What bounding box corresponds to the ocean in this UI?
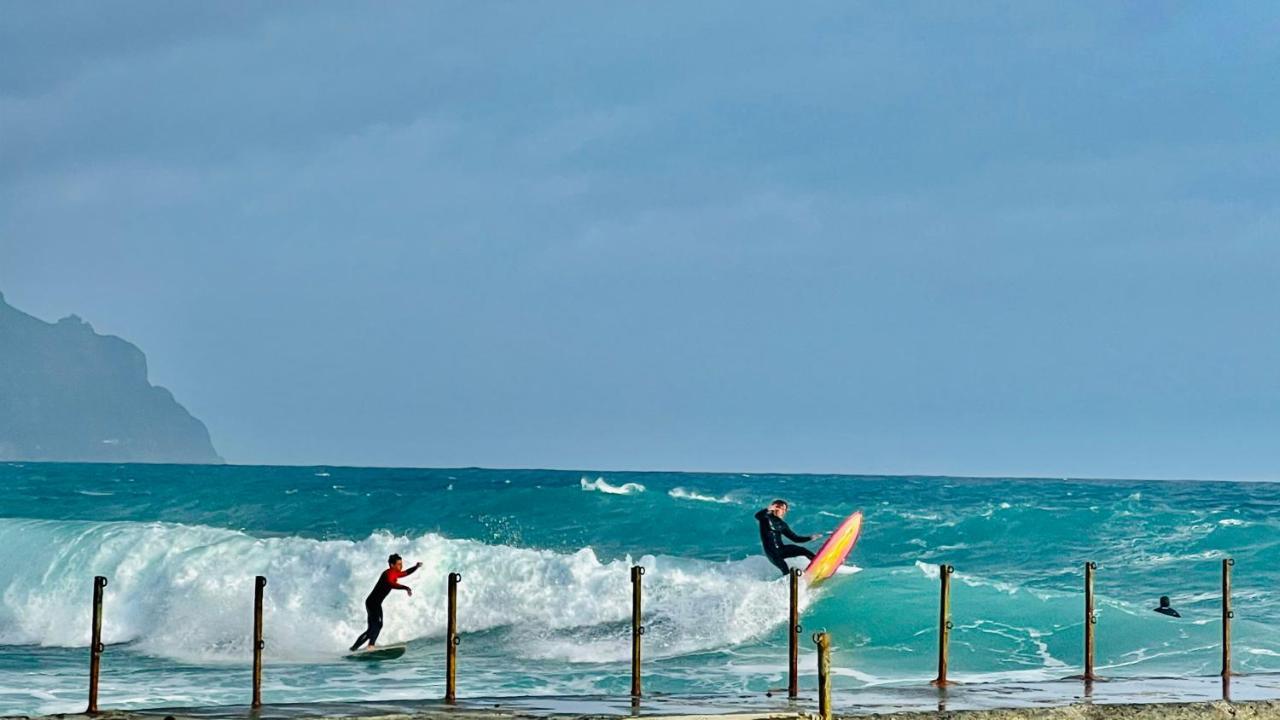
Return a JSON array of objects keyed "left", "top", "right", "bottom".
[{"left": 2, "top": 463, "right": 1278, "bottom": 715}]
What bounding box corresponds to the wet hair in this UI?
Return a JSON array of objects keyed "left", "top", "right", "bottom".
[
  {"left": 770, "top": 499, "right": 789, "bottom": 508},
  {"left": 388, "top": 554, "right": 402, "bottom": 565}
]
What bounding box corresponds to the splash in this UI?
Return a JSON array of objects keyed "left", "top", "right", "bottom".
[
  {"left": 668, "top": 487, "right": 735, "bottom": 504},
  {"left": 579, "top": 477, "right": 646, "bottom": 495}
]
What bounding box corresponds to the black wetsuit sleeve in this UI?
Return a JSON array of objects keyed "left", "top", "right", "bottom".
[{"left": 401, "top": 565, "right": 419, "bottom": 577}]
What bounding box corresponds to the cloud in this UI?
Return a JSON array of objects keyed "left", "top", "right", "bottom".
[{"left": 2, "top": 2, "right": 1279, "bottom": 477}]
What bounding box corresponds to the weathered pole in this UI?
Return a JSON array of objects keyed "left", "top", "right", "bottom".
[
  {"left": 252, "top": 575, "right": 266, "bottom": 708},
  {"left": 87, "top": 576, "right": 107, "bottom": 714},
  {"left": 1083, "top": 561, "right": 1097, "bottom": 682},
  {"left": 813, "top": 631, "right": 831, "bottom": 720},
  {"left": 446, "top": 572, "right": 461, "bottom": 704},
  {"left": 931, "top": 564, "right": 954, "bottom": 687},
  {"left": 788, "top": 568, "right": 802, "bottom": 699},
  {"left": 1221, "top": 558, "right": 1234, "bottom": 678},
  {"left": 631, "top": 565, "right": 645, "bottom": 699}
]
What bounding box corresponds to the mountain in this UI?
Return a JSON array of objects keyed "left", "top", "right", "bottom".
[{"left": 0, "top": 292, "right": 222, "bottom": 464}]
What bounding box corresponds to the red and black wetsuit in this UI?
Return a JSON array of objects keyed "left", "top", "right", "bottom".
[{"left": 350, "top": 565, "right": 417, "bottom": 650}]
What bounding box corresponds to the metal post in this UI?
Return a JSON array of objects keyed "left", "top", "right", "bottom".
[
  {"left": 631, "top": 565, "right": 645, "bottom": 698},
  {"left": 931, "top": 564, "right": 953, "bottom": 687},
  {"left": 812, "top": 631, "right": 831, "bottom": 720},
  {"left": 252, "top": 575, "right": 266, "bottom": 708},
  {"left": 1083, "top": 561, "right": 1097, "bottom": 682},
  {"left": 446, "top": 572, "right": 461, "bottom": 704},
  {"left": 788, "top": 568, "right": 801, "bottom": 699},
  {"left": 87, "top": 576, "right": 107, "bottom": 714},
  {"left": 1222, "top": 558, "right": 1234, "bottom": 678}
]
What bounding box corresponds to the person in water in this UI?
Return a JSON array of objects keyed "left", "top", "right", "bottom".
[
  {"left": 756, "top": 499, "right": 823, "bottom": 575},
  {"left": 350, "top": 553, "right": 422, "bottom": 651}
]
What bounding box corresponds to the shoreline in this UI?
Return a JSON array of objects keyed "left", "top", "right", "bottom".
[
  {"left": 11, "top": 701, "right": 1280, "bottom": 720},
  {"left": 10, "top": 674, "right": 1280, "bottom": 720}
]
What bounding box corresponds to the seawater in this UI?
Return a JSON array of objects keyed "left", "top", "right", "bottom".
[{"left": 2, "top": 463, "right": 1279, "bottom": 715}]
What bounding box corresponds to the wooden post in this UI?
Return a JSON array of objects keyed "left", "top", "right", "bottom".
[
  {"left": 931, "top": 564, "right": 953, "bottom": 687},
  {"left": 788, "top": 568, "right": 801, "bottom": 699},
  {"left": 631, "top": 565, "right": 644, "bottom": 698},
  {"left": 1221, "top": 558, "right": 1234, "bottom": 678},
  {"left": 1083, "top": 561, "right": 1097, "bottom": 682},
  {"left": 252, "top": 575, "right": 266, "bottom": 708},
  {"left": 87, "top": 576, "right": 107, "bottom": 714},
  {"left": 446, "top": 572, "right": 461, "bottom": 703},
  {"left": 812, "top": 631, "right": 831, "bottom": 720}
]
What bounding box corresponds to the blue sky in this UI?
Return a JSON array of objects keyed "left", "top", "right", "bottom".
[{"left": 2, "top": 2, "right": 1278, "bottom": 478}]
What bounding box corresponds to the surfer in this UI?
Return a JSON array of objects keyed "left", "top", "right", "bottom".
[
  {"left": 755, "top": 499, "right": 823, "bottom": 576},
  {"left": 350, "top": 553, "right": 421, "bottom": 652}
]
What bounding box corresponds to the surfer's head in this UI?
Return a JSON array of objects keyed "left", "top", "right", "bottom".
[
  {"left": 769, "top": 499, "right": 789, "bottom": 517},
  {"left": 1154, "top": 595, "right": 1181, "bottom": 618},
  {"left": 388, "top": 553, "right": 403, "bottom": 569}
]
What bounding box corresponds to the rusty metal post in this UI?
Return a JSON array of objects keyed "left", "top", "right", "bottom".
[
  {"left": 812, "top": 631, "right": 831, "bottom": 720},
  {"left": 788, "top": 568, "right": 802, "bottom": 699},
  {"left": 1083, "top": 561, "right": 1097, "bottom": 682},
  {"left": 252, "top": 575, "right": 266, "bottom": 708},
  {"left": 1221, "top": 558, "right": 1234, "bottom": 678},
  {"left": 631, "top": 565, "right": 645, "bottom": 698},
  {"left": 931, "top": 564, "right": 953, "bottom": 687},
  {"left": 87, "top": 576, "right": 107, "bottom": 714},
  {"left": 446, "top": 572, "right": 461, "bottom": 703}
]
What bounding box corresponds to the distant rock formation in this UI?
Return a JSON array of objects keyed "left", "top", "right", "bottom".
[{"left": 0, "top": 292, "right": 222, "bottom": 464}]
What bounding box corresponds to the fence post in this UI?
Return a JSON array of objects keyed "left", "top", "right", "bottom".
[
  {"left": 1221, "top": 558, "right": 1234, "bottom": 678},
  {"left": 788, "top": 568, "right": 802, "bottom": 699},
  {"left": 252, "top": 575, "right": 266, "bottom": 708},
  {"left": 446, "top": 572, "right": 461, "bottom": 704},
  {"left": 812, "top": 631, "right": 831, "bottom": 720},
  {"left": 1083, "top": 561, "right": 1097, "bottom": 682},
  {"left": 631, "top": 565, "right": 645, "bottom": 699},
  {"left": 87, "top": 576, "right": 107, "bottom": 714},
  {"left": 931, "top": 564, "right": 953, "bottom": 687}
]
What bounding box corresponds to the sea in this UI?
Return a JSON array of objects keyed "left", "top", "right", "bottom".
[{"left": 2, "top": 463, "right": 1279, "bottom": 716}]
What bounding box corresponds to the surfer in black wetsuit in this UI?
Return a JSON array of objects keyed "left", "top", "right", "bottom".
[
  {"left": 756, "top": 499, "right": 822, "bottom": 576},
  {"left": 350, "top": 553, "right": 422, "bottom": 651}
]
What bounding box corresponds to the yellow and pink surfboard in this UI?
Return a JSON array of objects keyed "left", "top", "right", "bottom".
[{"left": 803, "top": 510, "right": 863, "bottom": 584}]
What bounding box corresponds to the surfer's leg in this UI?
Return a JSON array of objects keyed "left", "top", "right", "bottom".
[
  {"left": 366, "top": 606, "right": 384, "bottom": 646},
  {"left": 780, "top": 545, "right": 815, "bottom": 561},
  {"left": 765, "top": 550, "right": 791, "bottom": 575},
  {"left": 350, "top": 629, "right": 370, "bottom": 652}
]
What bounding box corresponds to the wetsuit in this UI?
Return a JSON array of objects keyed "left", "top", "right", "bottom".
[
  {"left": 756, "top": 509, "right": 815, "bottom": 575},
  {"left": 350, "top": 565, "right": 417, "bottom": 650}
]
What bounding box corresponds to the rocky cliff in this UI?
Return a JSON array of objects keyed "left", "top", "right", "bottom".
[{"left": 0, "top": 292, "right": 222, "bottom": 464}]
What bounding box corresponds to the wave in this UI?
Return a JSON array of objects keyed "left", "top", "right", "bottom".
[
  {"left": 668, "top": 487, "right": 735, "bottom": 504},
  {"left": 0, "top": 518, "right": 799, "bottom": 665},
  {"left": 579, "top": 477, "right": 645, "bottom": 495}
]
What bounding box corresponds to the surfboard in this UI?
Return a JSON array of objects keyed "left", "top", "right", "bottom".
[
  {"left": 804, "top": 510, "right": 863, "bottom": 584},
  {"left": 345, "top": 643, "right": 406, "bottom": 661}
]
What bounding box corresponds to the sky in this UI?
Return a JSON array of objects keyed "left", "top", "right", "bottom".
[{"left": 2, "top": 2, "right": 1278, "bottom": 479}]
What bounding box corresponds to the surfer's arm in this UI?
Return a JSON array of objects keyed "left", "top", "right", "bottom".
[
  {"left": 401, "top": 563, "right": 422, "bottom": 577},
  {"left": 779, "top": 521, "right": 807, "bottom": 543}
]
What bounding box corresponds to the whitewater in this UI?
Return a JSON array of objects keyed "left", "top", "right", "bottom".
[{"left": 2, "top": 463, "right": 1279, "bottom": 715}]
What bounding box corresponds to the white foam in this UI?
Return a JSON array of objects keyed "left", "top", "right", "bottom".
[
  {"left": 579, "top": 477, "right": 645, "bottom": 495},
  {"left": 668, "top": 487, "right": 734, "bottom": 504},
  {"left": 0, "top": 518, "right": 796, "bottom": 666}
]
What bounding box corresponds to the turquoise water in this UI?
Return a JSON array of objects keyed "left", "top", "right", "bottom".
[{"left": 2, "top": 463, "right": 1279, "bottom": 715}]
